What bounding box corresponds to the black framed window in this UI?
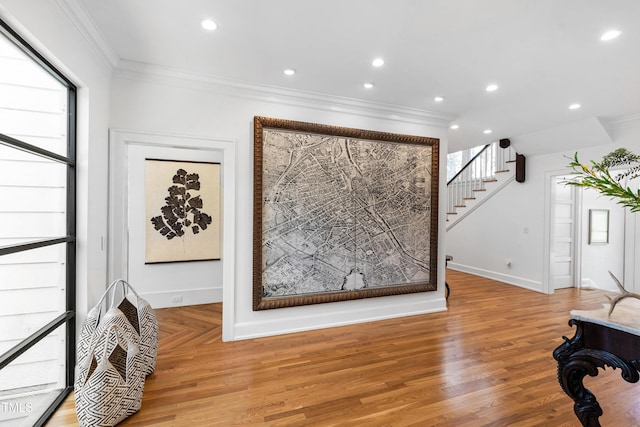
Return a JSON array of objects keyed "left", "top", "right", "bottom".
[{"left": 0, "top": 19, "right": 76, "bottom": 427}]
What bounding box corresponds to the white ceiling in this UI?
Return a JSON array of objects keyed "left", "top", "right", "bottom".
[{"left": 77, "top": 0, "right": 640, "bottom": 153}]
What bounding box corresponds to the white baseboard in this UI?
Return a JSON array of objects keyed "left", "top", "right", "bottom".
[
  {"left": 140, "top": 287, "right": 223, "bottom": 309},
  {"left": 581, "top": 277, "right": 621, "bottom": 292},
  {"left": 233, "top": 296, "right": 447, "bottom": 340},
  {"left": 580, "top": 278, "right": 599, "bottom": 289},
  {"left": 448, "top": 263, "right": 543, "bottom": 293}
]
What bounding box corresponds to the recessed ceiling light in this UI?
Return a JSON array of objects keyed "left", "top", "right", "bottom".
[
  {"left": 284, "top": 68, "right": 296, "bottom": 76},
  {"left": 434, "top": 96, "right": 444, "bottom": 102},
  {"left": 486, "top": 84, "right": 498, "bottom": 92},
  {"left": 450, "top": 124, "right": 459, "bottom": 130},
  {"left": 201, "top": 19, "right": 218, "bottom": 31},
  {"left": 600, "top": 30, "right": 621, "bottom": 41},
  {"left": 483, "top": 129, "right": 492, "bottom": 134},
  {"left": 569, "top": 103, "right": 581, "bottom": 110},
  {"left": 372, "top": 58, "right": 384, "bottom": 67},
  {"left": 363, "top": 82, "right": 374, "bottom": 89}
]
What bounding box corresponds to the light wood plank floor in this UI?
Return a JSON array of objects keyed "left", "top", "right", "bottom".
[{"left": 46, "top": 270, "right": 640, "bottom": 426}]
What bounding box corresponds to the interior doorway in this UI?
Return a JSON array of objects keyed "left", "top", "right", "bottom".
[
  {"left": 549, "top": 175, "right": 579, "bottom": 290},
  {"left": 547, "top": 172, "right": 627, "bottom": 293}
]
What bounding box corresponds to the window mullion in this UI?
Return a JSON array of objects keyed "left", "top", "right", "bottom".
[
  {"left": 0, "top": 312, "right": 74, "bottom": 370},
  {"left": 0, "top": 236, "right": 75, "bottom": 256},
  {"left": 0, "top": 17, "right": 77, "bottom": 425}
]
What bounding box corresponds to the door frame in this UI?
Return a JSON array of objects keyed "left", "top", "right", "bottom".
[
  {"left": 108, "top": 129, "right": 237, "bottom": 341},
  {"left": 543, "top": 170, "right": 582, "bottom": 294}
]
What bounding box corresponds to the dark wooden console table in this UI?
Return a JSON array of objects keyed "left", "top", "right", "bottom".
[{"left": 553, "top": 300, "right": 640, "bottom": 427}]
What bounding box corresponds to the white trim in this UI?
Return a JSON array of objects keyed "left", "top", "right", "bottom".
[
  {"left": 233, "top": 297, "right": 447, "bottom": 340},
  {"left": 608, "top": 112, "right": 640, "bottom": 125},
  {"left": 108, "top": 129, "right": 236, "bottom": 341},
  {"left": 624, "top": 208, "right": 636, "bottom": 293},
  {"left": 580, "top": 278, "right": 599, "bottom": 289},
  {"left": 543, "top": 169, "right": 583, "bottom": 294},
  {"left": 55, "top": 0, "right": 119, "bottom": 68},
  {"left": 446, "top": 174, "right": 515, "bottom": 231},
  {"left": 448, "top": 262, "right": 543, "bottom": 293},
  {"left": 542, "top": 171, "right": 552, "bottom": 294},
  {"left": 114, "top": 60, "right": 455, "bottom": 128},
  {"left": 140, "top": 287, "right": 223, "bottom": 309},
  {"left": 574, "top": 186, "right": 584, "bottom": 289}
]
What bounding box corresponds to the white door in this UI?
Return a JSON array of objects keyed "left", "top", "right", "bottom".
[{"left": 551, "top": 176, "right": 576, "bottom": 289}]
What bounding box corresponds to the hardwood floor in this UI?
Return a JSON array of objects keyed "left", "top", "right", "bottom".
[{"left": 46, "top": 270, "right": 640, "bottom": 426}]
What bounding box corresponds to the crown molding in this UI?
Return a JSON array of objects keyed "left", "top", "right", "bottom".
[
  {"left": 55, "top": 0, "right": 119, "bottom": 68},
  {"left": 608, "top": 112, "right": 640, "bottom": 125},
  {"left": 114, "top": 60, "right": 455, "bottom": 128}
]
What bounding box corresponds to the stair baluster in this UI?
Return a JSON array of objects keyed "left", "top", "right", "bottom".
[{"left": 446, "top": 141, "right": 517, "bottom": 229}]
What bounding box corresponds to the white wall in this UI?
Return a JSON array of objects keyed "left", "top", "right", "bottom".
[
  {"left": 108, "top": 130, "right": 234, "bottom": 311},
  {"left": 1, "top": 0, "right": 449, "bottom": 343},
  {"left": 109, "top": 65, "right": 450, "bottom": 341},
  {"left": 447, "top": 120, "right": 640, "bottom": 294},
  {"left": 446, "top": 171, "right": 543, "bottom": 291},
  {"left": 580, "top": 189, "right": 624, "bottom": 291},
  {"left": 0, "top": 2, "right": 112, "bottom": 320}
]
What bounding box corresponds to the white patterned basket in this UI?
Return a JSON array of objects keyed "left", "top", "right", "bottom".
[
  {"left": 75, "top": 324, "right": 145, "bottom": 427},
  {"left": 77, "top": 279, "right": 158, "bottom": 379}
]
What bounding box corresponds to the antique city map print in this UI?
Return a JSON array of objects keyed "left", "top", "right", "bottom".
[{"left": 261, "top": 128, "right": 434, "bottom": 299}]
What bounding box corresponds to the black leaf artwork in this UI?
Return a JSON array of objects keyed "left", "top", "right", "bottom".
[{"left": 151, "top": 168, "right": 213, "bottom": 240}]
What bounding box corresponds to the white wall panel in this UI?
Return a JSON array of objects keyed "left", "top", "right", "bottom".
[
  {"left": 0, "top": 287, "right": 62, "bottom": 317},
  {"left": 581, "top": 188, "right": 625, "bottom": 291},
  {"left": 0, "top": 262, "right": 62, "bottom": 289},
  {"left": 0, "top": 186, "right": 65, "bottom": 212},
  {"left": 447, "top": 137, "right": 640, "bottom": 294},
  {"left": 109, "top": 70, "right": 450, "bottom": 341},
  {"left": 0, "top": 85, "right": 64, "bottom": 112},
  {"left": 0, "top": 312, "right": 59, "bottom": 341}
]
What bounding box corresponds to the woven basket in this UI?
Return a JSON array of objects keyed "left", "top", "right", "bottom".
[
  {"left": 75, "top": 324, "right": 145, "bottom": 427},
  {"left": 77, "top": 279, "right": 158, "bottom": 379}
]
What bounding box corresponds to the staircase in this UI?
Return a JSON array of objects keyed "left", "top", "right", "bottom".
[{"left": 446, "top": 141, "right": 517, "bottom": 230}]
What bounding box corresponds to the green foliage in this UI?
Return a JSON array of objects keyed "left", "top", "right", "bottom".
[
  {"left": 151, "top": 168, "right": 213, "bottom": 240},
  {"left": 565, "top": 148, "right": 640, "bottom": 212}
]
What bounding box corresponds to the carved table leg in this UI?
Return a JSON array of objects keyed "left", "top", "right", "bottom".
[
  {"left": 558, "top": 350, "right": 604, "bottom": 427},
  {"left": 553, "top": 319, "right": 640, "bottom": 427}
]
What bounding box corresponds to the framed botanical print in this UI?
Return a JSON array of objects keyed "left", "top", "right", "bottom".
[{"left": 145, "top": 159, "right": 221, "bottom": 263}]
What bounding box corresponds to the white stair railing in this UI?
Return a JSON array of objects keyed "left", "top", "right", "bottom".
[{"left": 447, "top": 141, "right": 516, "bottom": 219}]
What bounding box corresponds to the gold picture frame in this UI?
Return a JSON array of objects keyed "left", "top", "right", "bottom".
[{"left": 253, "top": 116, "right": 439, "bottom": 310}]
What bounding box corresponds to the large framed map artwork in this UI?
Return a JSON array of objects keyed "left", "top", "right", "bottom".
[{"left": 253, "top": 116, "right": 439, "bottom": 310}]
